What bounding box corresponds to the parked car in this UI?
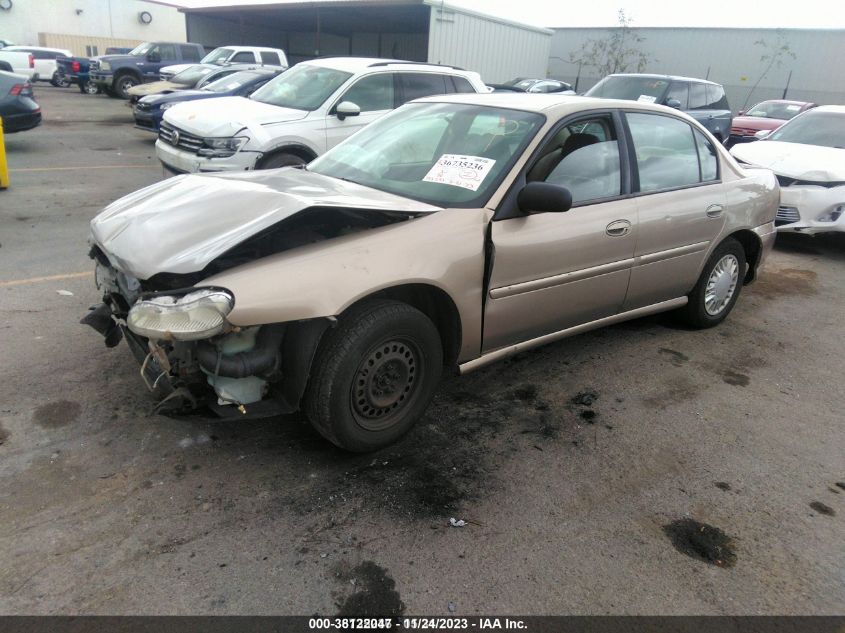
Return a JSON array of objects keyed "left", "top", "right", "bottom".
[
  {"left": 159, "top": 45, "right": 288, "bottom": 80},
  {"left": 490, "top": 77, "right": 573, "bottom": 93},
  {"left": 89, "top": 41, "right": 205, "bottom": 99},
  {"left": 0, "top": 70, "right": 41, "bottom": 132},
  {"left": 730, "top": 105, "right": 845, "bottom": 235},
  {"left": 127, "top": 64, "right": 218, "bottom": 103},
  {"left": 0, "top": 48, "right": 36, "bottom": 81},
  {"left": 585, "top": 73, "right": 733, "bottom": 143},
  {"left": 156, "top": 57, "right": 487, "bottom": 173},
  {"left": 56, "top": 55, "right": 99, "bottom": 94},
  {"left": 134, "top": 68, "right": 286, "bottom": 132},
  {"left": 85, "top": 93, "right": 778, "bottom": 451},
  {"left": 727, "top": 99, "right": 818, "bottom": 147},
  {"left": 2, "top": 46, "right": 72, "bottom": 86}
]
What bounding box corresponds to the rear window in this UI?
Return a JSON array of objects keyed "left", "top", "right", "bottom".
[
  {"left": 400, "top": 73, "right": 448, "bottom": 103},
  {"left": 260, "top": 51, "right": 281, "bottom": 65},
  {"left": 704, "top": 84, "right": 729, "bottom": 110},
  {"left": 585, "top": 76, "right": 669, "bottom": 103},
  {"left": 451, "top": 76, "right": 475, "bottom": 94},
  {"left": 180, "top": 45, "right": 201, "bottom": 62}
]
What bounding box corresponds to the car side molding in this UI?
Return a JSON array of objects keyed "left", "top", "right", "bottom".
[{"left": 459, "top": 297, "right": 688, "bottom": 374}]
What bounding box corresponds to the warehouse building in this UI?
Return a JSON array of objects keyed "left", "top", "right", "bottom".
[
  {"left": 549, "top": 27, "right": 845, "bottom": 110},
  {"left": 0, "top": 0, "right": 186, "bottom": 56},
  {"left": 164, "top": 0, "right": 552, "bottom": 84}
]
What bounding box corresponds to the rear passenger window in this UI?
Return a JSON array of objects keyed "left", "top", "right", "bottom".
[
  {"left": 400, "top": 73, "right": 448, "bottom": 103},
  {"left": 230, "top": 51, "right": 255, "bottom": 63},
  {"left": 694, "top": 129, "right": 719, "bottom": 181},
  {"left": 688, "top": 82, "right": 707, "bottom": 110},
  {"left": 451, "top": 76, "right": 475, "bottom": 93},
  {"left": 157, "top": 44, "right": 177, "bottom": 61},
  {"left": 180, "top": 45, "right": 201, "bottom": 62},
  {"left": 627, "top": 112, "right": 700, "bottom": 192},
  {"left": 260, "top": 51, "right": 280, "bottom": 65},
  {"left": 705, "top": 84, "right": 729, "bottom": 110},
  {"left": 341, "top": 73, "right": 395, "bottom": 112},
  {"left": 665, "top": 82, "right": 688, "bottom": 109}
]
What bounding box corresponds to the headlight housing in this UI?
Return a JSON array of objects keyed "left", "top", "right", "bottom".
[
  {"left": 127, "top": 288, "right": 234, "bottom": 341},
  {"left": 160, "top": 102, "right": 176, "bottom": 110},
  {"left": 99, "top": 61, "right": 111, "bottom": 71},
  {"left": 198, "top": 136, "right": 247, "bottom": 158},
  {"left": 817, "top": 204, "right": 845, "bottom": 223}
]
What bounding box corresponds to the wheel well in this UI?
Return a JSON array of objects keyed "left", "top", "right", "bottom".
[
  {"left": 0, "top": 61, "right": 12, "bottom": 72},
  {"left": 346, "top": 284, "right": 462, "bottom": 367},
  {"left": 728, "top": 229, "right": 762, "bottom": 284},
  {"left": 114, "top": 69, "right": 141, "bottom": 82},
  {"left": 262, "top": 144, "right": 317, "bottom": 166}
]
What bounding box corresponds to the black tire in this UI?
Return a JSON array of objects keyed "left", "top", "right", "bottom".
[
  {"left": 113, "top": 73, "right": 139, "bottom": 99},
  {"left": 257, "top": 151, "right": 307, "bottom": 170},
  {"left": 677, "top": 237, "right": 746, "bottom": 328},
  {"left": 51, "top": 72, "right": 70, "bottom": 88},
  {"left": 80, "top": 79, "right": 100, "bottom": 95},
  {"left": 304, "top": 300, "right": 443, "bottom": 452}
]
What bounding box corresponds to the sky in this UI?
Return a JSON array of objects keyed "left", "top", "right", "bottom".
[{"left": 158, "top": 0, "right": 845, "bottom": 29}]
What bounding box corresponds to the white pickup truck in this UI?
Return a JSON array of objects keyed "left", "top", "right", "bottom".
[{"left": 0, "top": 48, "right": 37, "bottom": 80}]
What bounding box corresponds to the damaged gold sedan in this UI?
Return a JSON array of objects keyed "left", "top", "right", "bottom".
[{"left": 84, "top": 94, "right": 779, "bottom": 451}]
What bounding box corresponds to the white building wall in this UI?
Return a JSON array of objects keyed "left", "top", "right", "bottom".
[
  {"left": 1, "top": 0, "right": 186, "bottom": 49},
  {"left": 549, "top": 27, "right": 845, "bottom": 110},
  {"left": 427, "top": 2, "right": 551, "bottom": 84}
]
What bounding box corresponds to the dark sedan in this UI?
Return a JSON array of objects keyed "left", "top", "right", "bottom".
[
  {"left": 489, "top": 77, "right": 573, "bottom": 93},
  {"left": 0, "top": 71, "right": 41, "bottom": 133},
  {"left": 133, "top": 68, "right": 284, "bottom": 132}
]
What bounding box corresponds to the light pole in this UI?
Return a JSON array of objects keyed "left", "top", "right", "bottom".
[{"left": 549, "top": 56, "right": 583, "bottom": 92}]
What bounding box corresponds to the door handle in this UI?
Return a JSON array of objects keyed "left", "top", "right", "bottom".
[
  {"left": 706, "top": 204, "right": 724, "bottom": 218},
  {"left": 606, "top": 219, "right": 631, "bottom": 237}
]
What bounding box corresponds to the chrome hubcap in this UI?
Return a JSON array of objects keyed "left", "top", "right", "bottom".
[
  {"left": 704, "top": 254, "right": 739, "bottom": 316},
  {"left": 351, "top": 339, "right": 419, "bottom": 431}
]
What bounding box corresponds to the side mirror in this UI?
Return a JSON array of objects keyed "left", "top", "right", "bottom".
[
  {"left": 147, "top": 52, "right": 161, "bottom": 63},
  {"left": 517, "top": 182, "right": 572, "bottom": 215},
  {"left": 336, "top": 101, "right": 360, "bottom": 121},
  {"left": 737, "top": 109, "right": 746, "bottom": 116},
  {"left": 754, "top": 129, "right": 771, "bottom": 140},
  {"left": 665, "top": 98, "right": 682, "bottom": 109}
]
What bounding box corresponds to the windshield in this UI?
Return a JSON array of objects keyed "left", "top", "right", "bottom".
[
  {"left": 204, "top": 71, "right": 263, "bottom": 93},
  {"left": 585, "top": 76, "right": 669, "bottom": 103},
  {"left": 767, "top": 111, "right": 845, "bottom": 148},
  {"left": 309, "top": 102, "right": 544, "bottom": 207},
  {"left": 746, "top": 101, "right": 805, "bottom": 120},
  {"left": 201, "top": 47, "right": 234, "bottom": 64},
  {"left": 171, "top": 65, "right": 214, "bottom": 86},
  {"left": 128, "top": 42, "right": 154, "bottom": 57},
  {"left": 250, "top": 64, "right": 352, "bottom": 111}
]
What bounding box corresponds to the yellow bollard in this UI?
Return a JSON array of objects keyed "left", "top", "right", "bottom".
[{"left": 0, "top": 116, "right": 8, "bottom": 189}]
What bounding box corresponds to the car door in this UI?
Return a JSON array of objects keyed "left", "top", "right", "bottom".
[
  {"left": 324, "top": 72, "right": 396, "bottom": 151},
  {"left": 483, "top": 112, "right": 638, "bottom": 352},
  {"left": 622, "top": 111, "right": 726, "bottom": 311}
]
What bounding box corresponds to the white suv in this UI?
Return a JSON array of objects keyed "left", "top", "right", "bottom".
[
  {"left": 155, "top": 57, "right": 488, "bottom": 173},
  {"left": 159, "top": 45, "right": 288, "bottom": 80}
]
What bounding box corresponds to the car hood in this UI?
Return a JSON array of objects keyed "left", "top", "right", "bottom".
[
  {"left": 162, "top": 96, "right": 308, "bottom": 136},
  {"left": 91, "top": 168, "right": 440, "bottom": 280},
  {"left": 142, "top": 89, "right": 215, "bottom": 106},
  {"left": 731, "top": 141, "right": 845, "bottom": 181},
  {"left": 128, "top": 80, "right": 186, "bottom": 97},
  {"left": 731, "top": 115, "right": 785, "bottom": 131}
]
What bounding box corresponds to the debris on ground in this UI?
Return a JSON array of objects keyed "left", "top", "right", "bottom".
[
  {"left": 663, "top": 518, "right": 737, "bottom": 568},
  {"left": 56, "top": 290, "right": 74, "bottom": 296},
  {"left": 571, "top": 390, "right": 598, "bottom": 406},
  {"left": 449, "top": 518, "right": 466, "bottom": 528},
  {"left": 448, "top": 602, "right": 456, "bottom": 612}
]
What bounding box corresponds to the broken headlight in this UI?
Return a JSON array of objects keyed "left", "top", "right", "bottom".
[
  {"left": 198, "top": 136, "right": 247, "bottom": 158},
  {"left": 127, "top": 288, "right": 234, "bottom": 341},
  {"left": 817, "top": 204, "right": 845, "bottom": 223}
]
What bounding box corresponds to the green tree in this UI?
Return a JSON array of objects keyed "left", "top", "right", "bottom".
[
  {"left": 571, "top": 9, "right": 653, "bottom": 77},
  {"left": 741, "top": 31, "right": 796, "bottom": 110}
]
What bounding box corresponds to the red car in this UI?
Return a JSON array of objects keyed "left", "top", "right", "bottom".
[{"left": 728, "top": 99, "right": 817, "bottom": 147}]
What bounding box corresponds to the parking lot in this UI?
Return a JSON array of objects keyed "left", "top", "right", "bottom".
[{"left": 0, "top": 86, "right": 843, "bottom": 615}]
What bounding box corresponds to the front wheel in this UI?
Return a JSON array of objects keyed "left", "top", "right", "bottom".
[
  {"left": 51, "top": 72, "right": 71, "bottom": 88},
  {"left": 304, "top": 300, "right": 443, "bottom": 452},
  {"left": 80, "top": 79, "right": 100, "bottom": 95},
  {"left": 677, "top": 238, "right": 746, "bottom": 328},
  {"left": 257, "top": 151, "right": 307, "bottom": 170},
  {"left": 113, "top": 73, "right": 139, "bottom": 99}
]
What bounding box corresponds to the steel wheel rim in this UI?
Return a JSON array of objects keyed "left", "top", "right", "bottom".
[
  {"left": 119, "top": 78, "right": 136, "bottom": 94},
  {"left": 84, "top": 81, "right": 98, "bottom": 94},
  {"left": 704, "top": 254, "right": 739, "bottom": 316},
  {"left": 351, "top": 338, "right": 421, "bottom": 431}
]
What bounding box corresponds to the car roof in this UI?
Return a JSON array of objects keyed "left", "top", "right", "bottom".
[
  {"left": 5, "top": 45, "right": 70, "bottom": 53},
  {"left": 753, "top": 99, "right": 814, "bottom": 106},
  {"left": 606, "top": 73, "right": 721, "bottom": 86},
  {"left": 302, "top": 57, "right": 467, "bottom": 74},
  {"left": 810, "top": 105, "right": 845, "bottom": 114},
  {"left": 414, "top": 92, "right": 684, "bottom": 117}
]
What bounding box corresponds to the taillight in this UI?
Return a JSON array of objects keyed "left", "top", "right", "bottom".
[
  {"left": 28, "top": 54, "right": 34, "bottom": 68},
  {"left": 9, "top": 84, "right": 24, "bottom": 96},
  {"left": 72, "top": 61, "right": 80, "bottom": 72}
]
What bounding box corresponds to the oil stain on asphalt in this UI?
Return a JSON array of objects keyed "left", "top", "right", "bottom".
[
  {"left": 33, "top": 400, "right": 81, "bottom": 428},
  {"left": 663, "top": 518, "right": 737, "bottom": 568},
  {"left": 336, "top": 561, "right": 404, "bottom": 617},
  {"left": 722, "top": 370, "right": 750, "bottom": 387},
  {"left": 809, "top": 501, "right": 836, "bottom": 517}
]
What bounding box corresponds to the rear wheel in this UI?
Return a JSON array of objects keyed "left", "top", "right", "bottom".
[
  {"left": 257, "top": 151, "right": 307, "bottom": 170},
  {"left": 304, "top": 300, "right": 443, "bottom": 452},
  {"left": 51, "top": 72, "right": 70, "bottom": 88},
  {"left": 113, "top": 73, "right": 139, "bottom": 99},
  {"left": 80, "top": 79, "right": 100, "bottom": 95},
  {"left": 677, "top": 238, "right": 746, "bottom": 328}
]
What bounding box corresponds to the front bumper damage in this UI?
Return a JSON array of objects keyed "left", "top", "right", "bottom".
[
  {"left": 776, "top": 182, "right": 845, "bottom": 235},
  {"left": 80, "top": 252, "right": 323, "bottom": 419}
]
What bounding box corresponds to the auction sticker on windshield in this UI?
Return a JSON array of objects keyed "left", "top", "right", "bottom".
[
  {"left": 637, "top": 95, "right": 657, "bottom": 103},
  {"left": 423, "top": 154, "right": 496, "bottom": 191}
]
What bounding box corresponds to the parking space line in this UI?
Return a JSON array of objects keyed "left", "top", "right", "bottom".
[
  {"left": 0, "top": 271, "right": 92, "bottom": 287},
  {"left": 9, "top": 165, "right": 158, "bottom": 173}
]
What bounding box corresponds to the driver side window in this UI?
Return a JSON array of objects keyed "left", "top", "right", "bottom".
[
  {"left": 340, "top": 73, "right": 395, "bottom": 112},
  {"left": 527, "top": 116, "right": 622, "bottom": 205}
]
